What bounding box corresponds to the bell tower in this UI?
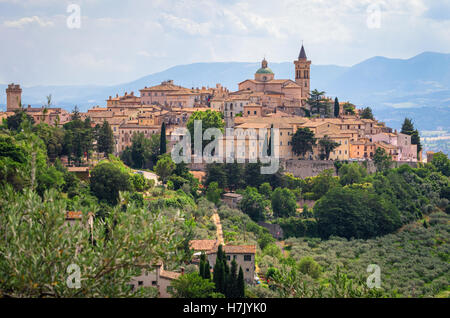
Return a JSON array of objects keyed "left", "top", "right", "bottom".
[{"left": 294, "top": 44, "right": 311, "bottom": 99}]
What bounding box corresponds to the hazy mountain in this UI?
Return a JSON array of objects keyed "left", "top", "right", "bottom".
[{"left": 1, "top": 51, "right": 449, "bottom": 131}]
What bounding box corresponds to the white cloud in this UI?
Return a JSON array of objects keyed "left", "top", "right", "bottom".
[
  {"left": 3, "top": 16, "right": 54, "bottom": 28},
  {"left": 160, "top": 13, "right": 212, "bottom": 36},
  {"left": 0, "top": 0, "right": 449, "bottom": 85}
]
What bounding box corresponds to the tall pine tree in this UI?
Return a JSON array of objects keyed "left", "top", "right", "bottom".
[
  {"left": 401, "top": 118, "right": 422, "bottom": 156},
  {"left": 97, "top": 120, "right": 115, "bottom": 156}
]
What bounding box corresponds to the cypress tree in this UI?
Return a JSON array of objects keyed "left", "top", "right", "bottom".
[
  {"left": 267, "top": 124, "right": 273, "bottom": 157},
  {"left": 237, "top": 267, "right": 245, "bottom": 298},
  {"left": 204, "top": 260, "right": 211, "bottom": 280},
  {"left": 199, "top": 252, "right": 206, "bottom": 278},
  {"left": 228, "top": 259, "right": 238, "bottom": 298},
  {"left": 334, "top": 97, "right": 340, "bottom": 118},
  {"left": 160, "top": 121, "right": 167, "bottom": 155},
  {"left": 217, "top": 245, "right": 224, "bottom": 262},
  {"left": 213, "top": 252, "right": 227, "bottom": 294}
]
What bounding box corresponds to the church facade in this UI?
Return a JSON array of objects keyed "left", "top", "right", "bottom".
[
  {"left": 237, "top": 45, "right": 311, "bottom": 104},
  {"left": 222, "top": 45, "right": 311, "bottom": 125}
]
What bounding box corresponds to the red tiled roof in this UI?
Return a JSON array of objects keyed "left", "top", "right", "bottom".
[
  {"left": 208, "top": 245, "right": 256, "bottom": 255},
  {"left": 189, "top": 240, "right": 218, "bottom": 251},
  {"left": 160, "top": 270, "right": 181, "bottom": 280},
  {"left": 66, "top": 211, "right": 83, "bottom": 220}
]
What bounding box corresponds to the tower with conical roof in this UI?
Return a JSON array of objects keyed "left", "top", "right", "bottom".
[{"left": 294, "top": 44, "right": 311, "bottom": 99}]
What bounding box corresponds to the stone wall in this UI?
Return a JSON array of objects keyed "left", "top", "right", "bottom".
[
  {"left": 281, "top": 159, "right": 418, "bottom": 178},
  {"left": 189, "top": 159, "right": 418, "bottom": 178}
]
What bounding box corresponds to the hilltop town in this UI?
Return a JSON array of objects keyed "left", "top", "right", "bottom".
[
  {"left": 1, "top": 45, "right": 448, "bottom": 300},
  {"left": 1, "top": 45, "right": 422, "bottom": 165}
]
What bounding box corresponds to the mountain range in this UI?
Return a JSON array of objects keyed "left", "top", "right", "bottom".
[{"left": 1, "top": 51, "right": 449, "bottom": 131}]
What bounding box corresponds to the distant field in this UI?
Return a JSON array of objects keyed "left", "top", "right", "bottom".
[{"left": 422, "top": 130, "right": 450, "bottom": 155}]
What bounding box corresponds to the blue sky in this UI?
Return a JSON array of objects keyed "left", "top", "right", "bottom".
[{"left": 1, "top": 0, "right": 449, "bottom": 86}]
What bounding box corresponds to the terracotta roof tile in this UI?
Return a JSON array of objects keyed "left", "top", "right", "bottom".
[{"left": 189, "top": 240, "right": 218, "bottom": 251}]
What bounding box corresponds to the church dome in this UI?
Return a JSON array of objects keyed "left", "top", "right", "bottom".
[
  {"left": 255, "top": 67, "right": 274, "bottom": 74},
  {"left": 256, "top": 58, "right": 274, "bottom": 74}
]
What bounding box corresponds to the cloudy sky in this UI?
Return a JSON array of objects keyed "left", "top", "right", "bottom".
[{"left": 1, "top": 0, "right": 449, "bottom": 86}]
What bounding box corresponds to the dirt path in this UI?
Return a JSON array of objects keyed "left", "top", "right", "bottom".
[{"left": 212, "top": 212, "right": 224, "bottom": 245}]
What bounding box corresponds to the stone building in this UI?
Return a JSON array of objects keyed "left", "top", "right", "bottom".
[{"left": 207, "top": 245, "right": 256, "bottom": 284}]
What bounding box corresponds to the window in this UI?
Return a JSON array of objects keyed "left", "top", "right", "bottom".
[
  {"left": 227, "top": 255, "right": 231, "bottom": 261},
  {"left": 244, "top": 255, "right": 251, "bottom": 261},
  {"left": 138, "top": 281, "right": 143, "bottom": 286},
  {"left": 246, "top": 268, "right": 249, "bottom": 272},
  {"left": 152, "top": 281, "right": 157, "bottom": 286}
]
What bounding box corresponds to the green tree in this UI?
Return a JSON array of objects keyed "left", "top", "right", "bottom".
[
  {"left": 271, "top": 188, "right": 297, "bottom": 218},
  {"left": 160, "top": 121, "right": 167, "bottom": 155},
  {"left": 121, "top": 132, "right": 160, "bottom": 169},
  {"left": 259, "top": 182, "right": 272, "bottom": 199},
  {"left": 170, "top": 272, "right": 216, "bottom": 298},
  {"left": 0, "top": 134, "right": 29, "bottom": 190},
  {"left": 227, "top": 259, "right": 239, "bottom": 298},
  {"left": 360, "top": 107, "right": 374, "bottom": 120},
  {"left": 373, "top": 147, "right": 392, "bottom": 172},
  {"left": 62, "top": 117, "right": 94, "bottom": 165},
  {"left": 318, "top": 135, "right": 340, "bottom": 160},
  {"left": 199, "top": 252, "right": 207, "bottom": 278},
  {"left": 0, "top": 186, "right": 186, "bottom": 297},
  {"left": 306, "top": 89, "right": 326, "bottom": 115},
  {"left": 186, "top": 110, "right": 224, "bottom": 152},
  {"left": 314, "top": 187, "right": 401, "bottom": 239},
  {"left": 6, "top": 110, "right": 34, "bottom": 132},
  {"left": 204, "top": 260, "right": 211, "bottom": 281},
  {"left": 292, "top": 127, "right": 316, "bottom": 158},
  {"left": 205, "top": 163, "right": 227, "bottom": 189},
  {"left": 237, "top": 267, "right": 245, "bottom": 298},
  {"left": 334, "top": 97, "right": 340, "bottom": 118},
  {"left": 239, "top": 186, "right": 269, "bottom": 222},
  {"left": 225, "top": 162, "right": 244, "bottom": 191},
  {"left": 298, "top": 257, "right": 321, "bottom": 279},
  {"left": 401, "top": 118, "right": 422, "bottom": 156},
  {"left": 430, "top": 152, "right": 450, "bottom": 177},
  {"left": 206, "top": 181, "right": 222, "bottom": 205},
  {"left": 342, "top": 102, "right": 356, "bottom": 115},
  {"left": 213, "top": 245, "right": 227, "bottom": 294},
  {"left": 244, "top": 161, "right": 265, "bottom": 188},
  {"left": 96, "top": 121, "right": 115, "bottom": 156},
  {"left": 338, "top": 162, "right": 368, "bottom": 186},
  {"left": 90, "top": 161, "right": 132, "bottom": 205},
  {"left": 155, "top": 155, "right": 175, "bottom": 185},
  {"left": 32, "top": 123, "right": 65, "bottom": 162},
  {"left": 310, "top": 169, "right": 340, "bottom": 200}
]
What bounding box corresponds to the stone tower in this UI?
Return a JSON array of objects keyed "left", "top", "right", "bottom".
[
  {"left": 294, "top": 45, "right": 311, "bottom": 99},
  {"left": 6, "top": 83, "right": 22, "bottom": 111}
]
